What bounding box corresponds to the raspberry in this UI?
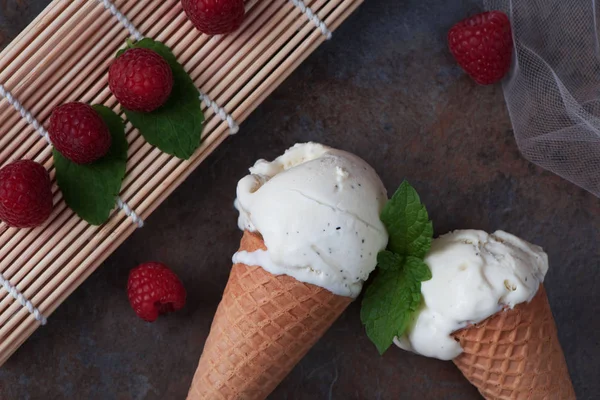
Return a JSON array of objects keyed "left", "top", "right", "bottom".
[
  {"left": 48, "top": 102, "right": 112, "bottom": 164},
  {"left": 108, "top": 48, "right": 174, "bottom": 113},
  {"left": 448, "top": 11, "right": 513, "bottom": 85},
  {"left": 0, "top": 160, "right": 53, "bottom": 228},
  {"left": 127, "top": 262, "right": 187, "bottom": 322},
  {"left": 182, "top": 0, "right": 245, "bottom": 35}
]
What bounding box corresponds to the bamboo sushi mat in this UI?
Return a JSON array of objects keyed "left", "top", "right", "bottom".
[{"left": 0, "top": 0, "right": 362, "bottom": 366}]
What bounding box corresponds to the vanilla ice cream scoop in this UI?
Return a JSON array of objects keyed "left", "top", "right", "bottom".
[
  {"left": 233, "top": 142, "right": 389, "bottom": 298},
  {"left": 395, "top": 229, "right": 548, "bottom": 360}
]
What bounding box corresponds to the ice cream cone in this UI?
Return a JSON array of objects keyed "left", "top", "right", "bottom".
[
  {"left": 187, "top": 231, "right": 352, "bottom": 399},
  {"left": 451, "top": 285, "right": 575, "bottom": 400}
]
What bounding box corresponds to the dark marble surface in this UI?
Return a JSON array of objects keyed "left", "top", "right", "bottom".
[{"left": 1, "top": 0, "right": 599, "bottom": 399}]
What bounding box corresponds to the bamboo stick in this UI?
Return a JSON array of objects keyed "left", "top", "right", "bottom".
[{"left": 0, "top": 2, "right": 70, "bottom": 73}]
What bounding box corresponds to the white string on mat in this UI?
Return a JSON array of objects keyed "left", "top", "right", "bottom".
[
  {"left": 98, "top": 0, "right": 240, "bottom": 135},
  {"left": 0, "top": 83, "right": 144, "bottom": 228},
  {"left": 198, "top": 91, "right": 239, "bottom": 134},
  {"left": 98, "top": 0, "right": 143, "bottom": 41},
  {"left": 116, "top": 198, "right": 143, "bottom": 227},
  {"left": 0, "top": 272, "right": 47, "bottom": 325},
  {"left": 289, "top": 0, "right": 333, "bottom": 39},
  {"left": 0, "top": 84, "right": 51, "bottom": 144}
]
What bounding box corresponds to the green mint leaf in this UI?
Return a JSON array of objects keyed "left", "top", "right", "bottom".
[
  {"left": 376, "top": 250, "right": 404, "bottom": 272},
  {"left": 405, "top": 257, "right": 432, "bottom": 282},
  {"left": 360, "top": 257, "right": 425, "bottom": 355},
  {"left": 54, "top": 105, "right": 127, "bottom": 225},
  {"left": 361, "top": 182, "right": 434, "bottom": 355},
  {"left": 121, "top": 39, "right": 204, "bottom": 160},
  {"left": 380, "top": 180, "right": 433, "bottom": 259}
]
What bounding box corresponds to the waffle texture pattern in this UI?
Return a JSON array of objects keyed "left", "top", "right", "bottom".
[
  {"left": 452, "top": 285, "right": 575, "bottom": 400},
  {"left": 188, "top": 231, "right": 351, "bottom": 399}
]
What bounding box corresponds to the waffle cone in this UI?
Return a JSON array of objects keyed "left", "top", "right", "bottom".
[
  {"left": 187, "top": 231, "right": 352, "bottom": 399},
  {"left": 451, "top": 285, "right": 575, "bottom": 400}
]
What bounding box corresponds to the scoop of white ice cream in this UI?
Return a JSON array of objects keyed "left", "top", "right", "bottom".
[
  {"left": 395, "top": 229, "right": 548, "bottom": 360},
  {"left": 233, "top": 142, "right": 389, "bottom": 298}
]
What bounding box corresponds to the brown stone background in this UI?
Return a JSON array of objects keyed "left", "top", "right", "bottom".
[{"left": 1, "top": 0, "right": 598, "bottom": 399}]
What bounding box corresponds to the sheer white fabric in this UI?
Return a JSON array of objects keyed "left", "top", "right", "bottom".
[{"left": 485, "top": 0, "right": 600, "bottom": 196}]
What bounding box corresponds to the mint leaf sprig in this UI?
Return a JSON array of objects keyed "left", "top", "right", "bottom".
[
  {"left": 360, "top": 181, "right": 433, "bottom": 354},
  {"left": 54, "top": 105, "right": 128, "bottom": 225},
  {"left": 118, "top": 39, "right": 204, "bottom": 160}
]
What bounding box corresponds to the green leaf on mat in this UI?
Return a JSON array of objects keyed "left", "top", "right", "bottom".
[
  {"left": 120, "top": 38, "right": 204, "bottom": 160},
  {"left": 54, "top": 105, "right": 128, "bottom": 226}
]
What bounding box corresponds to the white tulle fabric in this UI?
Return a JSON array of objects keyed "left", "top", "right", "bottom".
[{"left": 485, "top": 0, "right": 600, "bottom": 197}]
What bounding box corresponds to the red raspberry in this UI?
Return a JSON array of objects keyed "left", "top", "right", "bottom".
[
  {"left": 448, "top": 11, "right": 513, "bottom": 85},
  {"left": 182, "top": 0, "right": 245, "bottom": 35},
  {"left": 108, "top": 48, "right": 173, "bottom": 113},
  {"left": 0, "top": 160, "right": 53, "bottom": 228},
  {"left": 48, "top": 102, "right": 112, "bottom": 164},
  {"left": 127, "top": 262, "right": 187, "bottom": 322}
]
